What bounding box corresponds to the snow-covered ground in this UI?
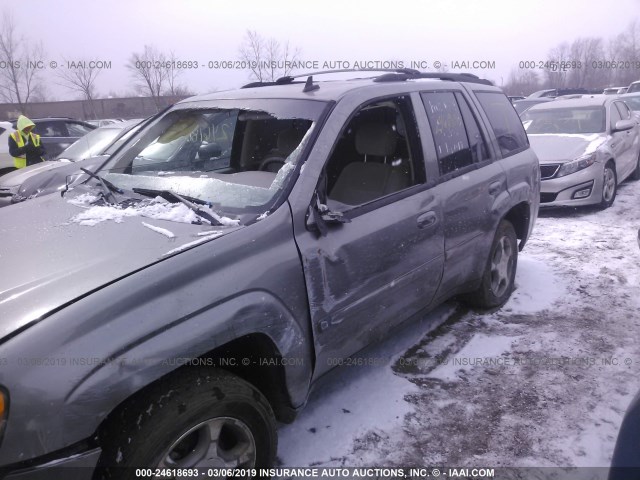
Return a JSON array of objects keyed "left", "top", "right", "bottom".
[{"left": 277, "top": 179, "right": 640, "bottom": 473}]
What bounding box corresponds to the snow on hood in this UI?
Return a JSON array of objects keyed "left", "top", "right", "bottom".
[
  {"left": 528, "top": 133, "right": 607, "bottom": 163},
  {"left": 0, "top": 192, "right": 241, "bottom": 341},
  {"left": 67, "top": 194, "right": 240, "bottom": 227}
]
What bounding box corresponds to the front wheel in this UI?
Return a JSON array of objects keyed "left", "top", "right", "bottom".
[
  {"left": 462, "top": 220, "right": 518, "bottom": 309},
  {"left": 599, "top": 162, "right": 617, "bottom": 209},
  {"left": 95, "top": 369, "right": 277, "bottom": 480}
]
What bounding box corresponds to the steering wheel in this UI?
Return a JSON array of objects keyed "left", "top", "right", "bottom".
[{"left": 259, "top": 155, "right": 286, "bottom": 173}]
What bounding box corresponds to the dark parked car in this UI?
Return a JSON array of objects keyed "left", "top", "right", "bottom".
[
  {"left": 11, "top": 117, "right": 96, "bottom": 160},
  {"left": 0, "top": 70, "right": 539, "bottom": 478},
  {"left": 0, "top": 120, "right": 141, "bottom": 207}
]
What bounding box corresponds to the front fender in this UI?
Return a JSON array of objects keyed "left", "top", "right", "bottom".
[{"left": 0, "top": 205, "right": 312, "bottom": 466}]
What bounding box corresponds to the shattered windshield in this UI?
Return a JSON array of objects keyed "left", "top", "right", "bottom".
[{"left": 100, "top": 99, "right": 326, "bottom": 214}]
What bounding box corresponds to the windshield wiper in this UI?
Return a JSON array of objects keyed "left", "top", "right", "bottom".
[
  {"left": 132, "top": 187, "right": 222, "bottom": 226},
  {"left": 79, "top": 167, "right": 123, "bottom": 204}
]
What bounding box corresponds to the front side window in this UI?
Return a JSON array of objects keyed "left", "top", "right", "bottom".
[
  {"left": 609, "top": 104, "right": 622, "bottom": 130},
  {"left": 324, "top": 96, "right": 424, "bottom": 208},
  {"left": 475, "top": 92, "right": 529, "bottom": 157},
  {"left": 614, "top": 101, "right": 631, "bottom": 120},
  {"left": 101, "top": 99, "right": 326, "bottom": 216}
]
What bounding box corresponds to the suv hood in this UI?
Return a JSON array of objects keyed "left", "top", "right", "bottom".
[
  {"left": 528, "top": 133, "right": 606, "bottom": 164},
  {"left": 0, "top": 191, "right": 240, "bottom": 341}
]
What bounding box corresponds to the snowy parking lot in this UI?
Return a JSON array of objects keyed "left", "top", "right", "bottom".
[{"left": 278, "top": 178, "right": 640, "bottom": 473}]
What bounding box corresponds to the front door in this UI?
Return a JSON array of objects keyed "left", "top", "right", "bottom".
[{"left": 293, "top": 95, "right": 445, "bottom": 378}]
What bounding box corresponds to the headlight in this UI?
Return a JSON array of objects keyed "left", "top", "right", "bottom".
[
  {"left": 556, "top": 152, "right": 597, "bottom": 178},
  {"left": 0, "top": 388, "right": 8, "bottom": 442}
]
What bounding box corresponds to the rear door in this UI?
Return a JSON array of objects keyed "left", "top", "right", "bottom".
[
  {"left": 418, "top": 90, "right": 509, "bottom": 298},
  {"left": 293, "top": 94, "right": 445, "bottom": 378}
]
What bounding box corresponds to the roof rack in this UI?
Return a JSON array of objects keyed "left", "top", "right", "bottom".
[
  {"left": 241, "top": 68, "right": 421, "bottom": 89},
  {"left": 241, "top": 69, "right": 493, "bottom": 89},
  {"left": 373, "top": 72, "right": 493, "bottom": 86}
]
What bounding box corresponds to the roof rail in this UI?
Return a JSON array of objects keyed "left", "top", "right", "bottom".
[
  {"left": 241, "top": 69, "right": 493, "bottom": 89},
  {"left": 242, "top": 68, "right": 421, "bottom": 89},
  {"left": 374, "top": 72, "right": 493, "bottom": 86}
]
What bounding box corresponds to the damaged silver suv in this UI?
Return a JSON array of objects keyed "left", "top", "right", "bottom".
[{"left": 0, "top": 70, "right": 539, "bottom": 479}]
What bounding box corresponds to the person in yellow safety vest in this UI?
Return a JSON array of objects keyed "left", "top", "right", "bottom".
[{"left": 8, "top": 115, "right": 46, "bottom": 169}]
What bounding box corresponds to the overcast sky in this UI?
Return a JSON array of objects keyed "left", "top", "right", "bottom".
[{"left": 6, "top": 0, "right": 640, "bottom": 100}]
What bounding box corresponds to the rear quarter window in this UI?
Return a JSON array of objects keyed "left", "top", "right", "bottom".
[{"left": 475, "top": 92, "right": 529, "bottom": 158}]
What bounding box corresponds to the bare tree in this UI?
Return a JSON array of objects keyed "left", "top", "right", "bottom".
[
  {"left": 504, "top": 69, "right": 541, "bottom": 96},
  {"left": 164, "top": 51, "right": 185, "bottom": 96},
  {"left": 566, "top": 37, "right": 607, "bottom": 88},
  {"left": 544, "top": 42, "right": 571, "bottom": 88},
  {"left": 127, "top": 45, "right": 169, "bottom": 109},
  {"left": 609, "top": 20, "right": 640, "bottom": 86},
  {"left": 0, "top": 11, "right": 46, "bottom": 111},
  {"left": 56, "top": 59, "right": 102, "bottom": 118},
  {"left": 238, "top": 30, "right": 301, "bottom": 82}
]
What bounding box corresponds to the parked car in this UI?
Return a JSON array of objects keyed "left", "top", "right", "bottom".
[
  {"left": 10, "top": 117, "right": 96, "bottom": 160},
  {"left": 0, "top": 70, "right": 539, "bottom": 477},
  {"left": 0, "top": 120, "right": 142, "bottom": 207},
  {"left": 627, "top": 80, "right": 640, "bottom": 94},
  {"left": 521, "top": 95, "right": 640, "bottom": 208},
  {"left": 513, "top": 97, "right": 555, "bottom": 116},
  {"left": 618, "top": 87, "right": 629, "bottom": 94},
  {"left": 0, "top": 121, "right": 16, "bottom": 175},
  {"left": 508, "top": 95, "right": 526, "bottom": 102},
  {"left": 528, "top": 88, "right": 590, "bottom": 98},
  {"left": 604, "top": 87, "right": 624, "bottom": 95}
]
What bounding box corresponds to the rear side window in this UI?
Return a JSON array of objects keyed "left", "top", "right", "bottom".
[
  {"left": 475, "top": 92, "right": 529, "bottom": 157},
  {"left": 35, "top": 121, "right": 67, "bottom": 137},
  {"left": 420, "top": 91, "right": 488, "bottom": 175}
]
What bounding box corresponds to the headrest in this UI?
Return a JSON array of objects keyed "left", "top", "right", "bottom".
[
  {"left": 277, "top": 128, "right": 305, "bottom": 156},
  {"left": 355, "top": 122, "right": 397, "bottom": 156}
]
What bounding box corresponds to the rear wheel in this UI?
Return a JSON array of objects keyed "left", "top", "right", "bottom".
[
  {"left": 95, "top": 369, "right": 277, "bottom": 480},
  {"left": 599, "top": 161, "right": 617, "bottom": 209},
  {"left": 462, "top": 220, "right": 518, "bottom": 309}
]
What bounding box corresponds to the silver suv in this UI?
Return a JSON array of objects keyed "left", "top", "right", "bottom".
[{"left": 0, "top": 70, "right": 539, "bottom": 479}]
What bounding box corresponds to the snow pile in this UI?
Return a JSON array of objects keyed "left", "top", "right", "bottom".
[
  {"left": 164, "top": 231, "right": 225, "bottom": 255},
  {"left": 68, "top": 196, "right": 239, "bottom": 227},
  {"left": 142, "top": 222, "right": 175, "bottom": 238}
]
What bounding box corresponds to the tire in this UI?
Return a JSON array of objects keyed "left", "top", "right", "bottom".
[
  {"left": 463, "top": 220, "right": 518, "bottom": 309},
  {"left": 631, "top": 151, "right": 640, "bottom": 181},
  {"left": 599, "top": 161, "right": 617, "bottom": 209},
  {"left": 95, "top": 369, "right": 277, "bottom": 479}
]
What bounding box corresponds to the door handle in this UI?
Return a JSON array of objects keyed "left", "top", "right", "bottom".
[
  {"left": 417, "top": 211, "right": 438, "bottom": 229},
  {"left": 488, "top": 181, "right": 502, "bottom": 196}
]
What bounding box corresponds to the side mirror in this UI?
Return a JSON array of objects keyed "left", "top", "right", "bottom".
[
  {"left": 306, "top": 197, "right": 350, "bottom": 236},
  {"left": 613, "top": 119, "right": 635, "bottom": 132},
  {"left": 198, "top": 142, "right": 222, "bottom": 160}
]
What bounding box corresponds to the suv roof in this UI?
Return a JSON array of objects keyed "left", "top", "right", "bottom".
[{"left": 182, "top": 70, "right": 496, "bottom": 104}]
